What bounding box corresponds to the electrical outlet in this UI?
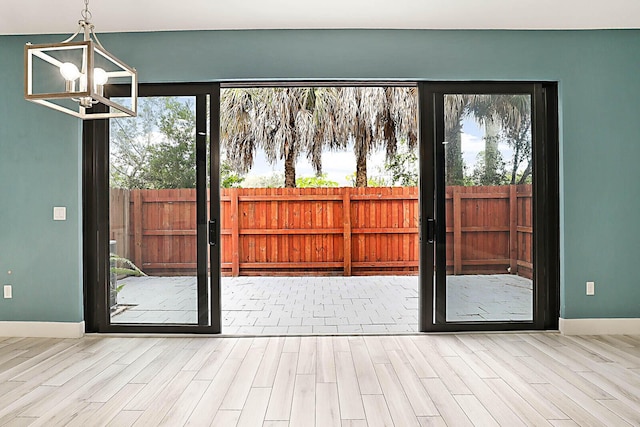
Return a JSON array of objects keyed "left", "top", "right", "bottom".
[
  {"left": 3, "top": 285, "right": 11, "bottom": 299},
  {"left": 586, "top": 281, "right": 595, "bottom": 296}
]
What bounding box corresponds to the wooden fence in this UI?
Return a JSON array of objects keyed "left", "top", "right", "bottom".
[
  {"left": 109, "top": 185, "right": 532, "bottom": 278},
  {"left": 445, "top": 185, "right": 532, "bottom": 279},
  {"left": 109, "top": 188, "right": 131, "bottom": 260}
]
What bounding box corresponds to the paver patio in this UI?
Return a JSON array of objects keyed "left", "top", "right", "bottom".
[{"left": 112, "top": 274, "right": 532, "bottom": 333}]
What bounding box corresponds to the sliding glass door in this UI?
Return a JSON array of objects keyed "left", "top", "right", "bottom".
[
  {"left": 84, "top": 83, "right": 221, "bottom": 333},
  {"left": 84, "top": 80, "right": 556, "bottom": 334},
  {"left": 419, "top": 82, "right": 559, "bottom": 332}
]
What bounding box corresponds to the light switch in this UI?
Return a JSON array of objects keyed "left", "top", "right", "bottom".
[
  {"left": 53, "top": 207, "right": 66, "bottom": 221},
  {"left": 4, "top": 285, "right": 11, "bottom": 299}
]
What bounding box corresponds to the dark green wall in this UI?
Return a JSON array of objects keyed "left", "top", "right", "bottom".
[{"left": 1, "top": 29, "right": 639, "bottom": 322}]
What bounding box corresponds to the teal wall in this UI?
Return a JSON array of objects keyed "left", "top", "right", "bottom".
[
  {"left": 0, "top": 34, "right": 82, "bottom": 322},
  {"left": 1, "top": 29, "right": 639, "bottom": 322}
]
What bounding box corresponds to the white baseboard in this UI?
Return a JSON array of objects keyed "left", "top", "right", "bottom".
[
  {"left": 559, "top": 318, "right": 640, "bottom": 335},
  {"left": 0, "top": 321, "right": 85, "bottom": 338}
]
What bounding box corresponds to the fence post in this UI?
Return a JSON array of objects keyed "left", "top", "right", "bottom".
[
  {"left": 132, "top": 190, "right": 143, "bottom": 269},
  {"left": 343, "top": 189, "right": 352, "bottom": 276},
  {"left": 231, "top": 188, "right": 240, "bottom": 277},
  {"left": 509, "top": 185, "right": 518, "bottom": 275},
  {"left": 453, "top": 187, "right": 462, "bottom": 275}
]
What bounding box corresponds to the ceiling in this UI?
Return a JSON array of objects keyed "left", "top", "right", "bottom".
[{"left": 2, "top": 0, "right": 640, "bottom": 35}]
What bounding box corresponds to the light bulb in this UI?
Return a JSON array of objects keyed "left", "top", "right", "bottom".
[
  {"left": 59, "top": 62, "right": 81, "bottom": 81},
  {"left": 94, "top": 68, "right": 108, "bottom": 86}
]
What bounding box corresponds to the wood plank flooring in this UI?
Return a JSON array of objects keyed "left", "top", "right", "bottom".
[{"left": 0, "top": 333, "right": 639, "bottom": 426}]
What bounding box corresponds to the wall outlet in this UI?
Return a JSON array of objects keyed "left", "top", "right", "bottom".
[
  {"left": 3, "top": 285, "right": 11, "bottom": 299},
  {"left": 586, "top": 281, "right": 595, "bottom": 296}
]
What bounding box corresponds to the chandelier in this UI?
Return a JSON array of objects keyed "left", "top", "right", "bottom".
[{"left": 24, "top": 0, "right": 137, "bottom": 119}]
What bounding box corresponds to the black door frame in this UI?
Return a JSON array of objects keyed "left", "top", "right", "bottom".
[
  {"left": 418, "top": 81, "right": 560, "bottom": 332},
  {"left": 83, "top": 82, "right": 221, "bottom": 333},
  {"left": 84, "top": 80, "right": 558, "bottom": 334}
]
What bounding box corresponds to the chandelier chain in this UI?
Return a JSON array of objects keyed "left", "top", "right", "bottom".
[{"left": 81, "top": 0, "right": 92, "bottom": 22}]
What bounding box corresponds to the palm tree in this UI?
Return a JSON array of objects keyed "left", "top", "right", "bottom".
[
  {"left": 220, "top": 88, "right": 259, "bottom": 177},
  {"left": 444, "top": 94, "right": 531, "bottom": 185},
  {"left": 334, "top": 87, "right": 418, "bottom": 187},
  {"left": 505, "top": 110, "right": 532, "bottom": 184},
  {"left": 466, "top": 95, "right": 531, "bottom": 184},
  {"left": 444, "top": 94, "right": 467, "bottom": 185},
  {"left": 490, "top": 95, "right": 532, "bottom": 184},
  {"left": 220, "top": 87, "right": 339, "bottom": 188},
  {"left": 221, "top": 86, "right": 418, "bottom": 188}
]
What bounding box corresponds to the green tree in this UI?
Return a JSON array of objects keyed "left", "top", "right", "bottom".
[
  {"left": 110, "top": 97, "right": 208, "bottom": 190},
  {"left": 296, "top": 174, "right": 339, "bottom": 188},
  {"left": 142, "top": 98, "right": 197, "bottom": 189},
  {"left": 220, "top": 161, "right": 244, "bottom": 188},
  {"left": 346, "top": 172, "right": 386, "bottom": 187},
  {"left": 503, "top": 106, "right": 532, "bottom": 184},
  {"left": 111, "top": 97, "right": 245, "bottom": 190},
  {"left": 471, "top": 146, "right": 507, "bottom": 185},
  {"left": 241, "top": 173, "right": 285, "bottom": 188},
  {"left": 381, "top": 140, "right": 418, "bottom": 186},
  {"left": 110, "top": 97, "right": 162, "bottom": 189}
]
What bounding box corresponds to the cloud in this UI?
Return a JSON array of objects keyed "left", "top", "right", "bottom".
[{"left": 461, "top": 132, "right": 484, "bottom": 170}]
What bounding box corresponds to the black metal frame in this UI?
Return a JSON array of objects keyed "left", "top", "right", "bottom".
[
  {"left": 83, "top": 83, "right": 221, "bottom": 333},
  {"left": 83, "top": 103, "right": 109, "bottom": 332},
  {"left": 220, "top": 81, "right": 418, "bottom": 89},
  {"left": 419, "top": 82, "right": 559, "bottom": 332},
  {"left": 83, "top": 80, "right": 558, "bottom": 335}
]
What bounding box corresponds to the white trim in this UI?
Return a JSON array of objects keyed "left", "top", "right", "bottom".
[
  {"left": 559, "top": 318, "right": 640, "bottom": 335},
  {"left": 0, "top": 321, "right": 84, "bottom": 338}
]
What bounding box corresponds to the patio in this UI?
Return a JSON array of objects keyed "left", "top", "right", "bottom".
[{"left": 112, "top": 274, "right": 533, "bottom": 333}]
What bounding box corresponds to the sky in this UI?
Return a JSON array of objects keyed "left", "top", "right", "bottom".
[{"left": 242, "top": 143, "right": 387, "bottom": 186}]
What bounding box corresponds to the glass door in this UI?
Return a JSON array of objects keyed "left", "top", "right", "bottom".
[
  {"left": 87, "top": 83, "right": 221, "bottom": 333},
  {"left": 419, "top": 82, "right": 559, "bottom": 332}
]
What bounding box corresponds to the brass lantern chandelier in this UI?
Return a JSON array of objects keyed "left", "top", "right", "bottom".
[{"left": 24, "top": 0, "right": 137, "bottom": 119}]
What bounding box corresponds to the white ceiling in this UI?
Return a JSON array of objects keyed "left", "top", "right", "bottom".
[{"left": 2, "top": 0, "right": 640, "bottom": 35}]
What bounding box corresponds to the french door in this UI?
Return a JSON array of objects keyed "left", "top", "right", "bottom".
[
  {"left": 84, "top": 83, "right": 221, "bottom": 333},
  {"left": 419, "top": 82, "right": 559, "bottom": 332}
]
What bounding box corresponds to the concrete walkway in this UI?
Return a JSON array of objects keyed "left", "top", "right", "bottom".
[{"left": 112, "top": 274, "right": 532, "bottom": 333}]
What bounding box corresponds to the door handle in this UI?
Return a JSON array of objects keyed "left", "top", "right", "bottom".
[
  {"left": 208, "top": 219, "right": 217, "bottom": 246},
  {"left": 426, "top": 218, "right": 435, "bottom": 244}
]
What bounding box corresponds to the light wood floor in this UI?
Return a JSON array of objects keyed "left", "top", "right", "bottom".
[{"left": 1, "top": 333, "right": 639, "bottom": 426}]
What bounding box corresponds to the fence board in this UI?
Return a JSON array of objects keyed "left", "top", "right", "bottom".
[
  {"left": 109, "top": 188, "right": 130, "bottom": 260},
  {"left": 343, "top": 191, "right": 352, "bottom": 276},
  {"left": 110, "top": 185, "right": 532, "bottom": 277}
]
